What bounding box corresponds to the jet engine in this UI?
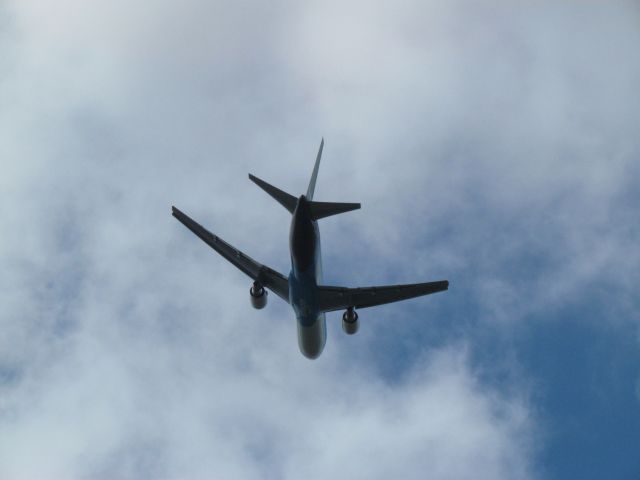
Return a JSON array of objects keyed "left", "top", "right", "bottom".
[
  {"left": 250, "top": 281, "right": 267, "bottom": 309},
  {"left": 342, "top": 307, "right": 359, "bottom": 335}
]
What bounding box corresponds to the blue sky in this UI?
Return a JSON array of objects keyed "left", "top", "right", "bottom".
[{"left": 1, "top": 1, "right": 639, "bottom": 478}]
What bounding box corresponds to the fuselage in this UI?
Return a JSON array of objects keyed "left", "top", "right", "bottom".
[
  {"left": 172, "top": 140, "right": 448, "bottom": 360},
  {"left": 288, "top": 195, "right": 326, "bottom": 359}
]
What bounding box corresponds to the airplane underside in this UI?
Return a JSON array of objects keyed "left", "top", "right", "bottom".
[{"left": 171, "top": 138, "right": 448, "bottom": 359}]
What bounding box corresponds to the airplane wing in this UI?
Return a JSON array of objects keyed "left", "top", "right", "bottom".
[
  {"left": 316, "top": 280, "right": 448, "bottom": 312},
  {"left": 171, "top": 206, "right": 290, "bottom": 303}
]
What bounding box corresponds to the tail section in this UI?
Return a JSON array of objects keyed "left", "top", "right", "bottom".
[
  {"left": 249, "top": 138, "right": 360, "bottom": 219},
  {"left": 306, "top": 138, "right": 360, "bottom": 219},
  {"left": 307, "top": 138, "right": 323, "bottom": 200},
  {"left": 248, "top": 174, "right": 297, "bottom": 213}
]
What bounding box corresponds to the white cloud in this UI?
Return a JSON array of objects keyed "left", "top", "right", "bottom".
[{"left": 0, "top": 326, "right": 535, "bottom": 479}]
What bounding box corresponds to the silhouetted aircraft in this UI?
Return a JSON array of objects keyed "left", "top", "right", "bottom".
[{"left": 172, "top": 139, "right": 448, "bottom": 359}]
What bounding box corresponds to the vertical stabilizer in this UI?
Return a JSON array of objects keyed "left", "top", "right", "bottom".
[{"left": 307, "top": 138, "right": 323, "bottom": 200}]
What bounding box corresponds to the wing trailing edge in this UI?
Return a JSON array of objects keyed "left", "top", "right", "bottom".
[
  {"left": 316, "top": 280, "right": 449, "bottom": 312},
  {"left": 171, "top": 206, "right": 290, "bottom": 303}
]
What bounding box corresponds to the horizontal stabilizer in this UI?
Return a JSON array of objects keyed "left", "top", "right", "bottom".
[
  {"left": 249, "top": 174, "right": 297, "bottom": 214},
  {"left": 309, "top": 201, "right": 361, "bottom": 220}
]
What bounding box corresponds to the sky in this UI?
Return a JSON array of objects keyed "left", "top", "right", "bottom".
[{"left": 1, "top": 1, "right": 639, "bottom": 479}]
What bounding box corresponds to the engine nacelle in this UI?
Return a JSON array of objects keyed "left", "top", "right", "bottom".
[
  {"left": 342, "top": 308, "right": 359, "bottom": 335},
  {"left": 250, "top": 282, "right": 267, "bottom": 309}
]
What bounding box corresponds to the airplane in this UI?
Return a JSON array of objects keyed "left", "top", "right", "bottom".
[{"left": 172, "top": 139, "right": 449, "bottom": 359}]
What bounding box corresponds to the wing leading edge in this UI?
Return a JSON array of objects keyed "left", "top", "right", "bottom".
[
  {"left": 316, "top": 280, "right": 448, "bottom": 312},
  {"left": 171, "top": 206, "right": 290, "bottom": 303}
]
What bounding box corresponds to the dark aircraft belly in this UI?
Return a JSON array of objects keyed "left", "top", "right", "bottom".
[{"left": 296, "top": 313, "right": 326, "bottom": 359}]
